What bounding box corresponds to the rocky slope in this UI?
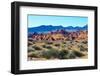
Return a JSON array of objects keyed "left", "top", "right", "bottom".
[{"left": 28, "top": 30, "right": 87, "bottom": 41}]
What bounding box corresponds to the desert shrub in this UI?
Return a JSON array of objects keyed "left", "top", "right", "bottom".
[
  {"left": 59, "top": 49, "right": 80, "bottom": 59},
  {"left": 28, "top": 52, "right": 38, "bottom": 58},
  {"left": 28, "top": 49, "right": 34, "bottom": 53},
  {"left": 54, "top": 43, "right": 60, "bottom": 47},
  {"left": 61, "top": 50, "right": 77, "bottom": 59},
  {"left": 61, "top": 44, "right": 66, "bottom": 48},
  {"left": 82, "top": 41, "right": 88, "bottom": 44},
  {"left": 58, "top": 49, "right": 69, "bottom": 59},
  {"left": 67, "top": 52, "right": 76, "bottom": 59},
  {"left": 42, "top": 45, "right": 45, "bottom": 47},
  {"left": 28, "top": 50, "right": 33, "bottom": 53},
  {"left": 85, "top": 47, "right": 88, "bottom": 51},
  {"left": 32, "top": 41, "right": 36, "bottom": 44},
  {"left": 32, "top": 45, "right": 42, "bottom": 50},
  {"left": 69, "top": 40, "right": 73, "bottom": 44},
  {"left": 73, "top": 51, "right": 85, "bottom": 57},
  {"left": 42, "top": 45, "right": 52, "bottom": 49},
  {"left": 79, "top": 45, "right": 87, "bottom": 51},
  {"left": 28, "top": 47, "right": 34, "bottom": 52},
  {"left": 62, "top": 41, "right": 66, "bottom": 44},
  {"left": 46, "top": 41, "right": 53, "bottom": 45},
  {"left": 41, "top": 49, "right": 60, "bottom": 59},
  {"left": 28, "top": 51, "right": 43, "bottom": 58},
  {"left": 28, "top": 41, "right": 33, "bottom": 46}
]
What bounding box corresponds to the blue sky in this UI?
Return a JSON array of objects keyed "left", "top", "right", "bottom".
[{"left": 28, "top": 15, "right": 88, "bottom": 28}]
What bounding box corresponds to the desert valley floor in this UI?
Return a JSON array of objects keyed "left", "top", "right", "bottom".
[{"left": 28, "top": 30, "right": 88, "bottom": 61}]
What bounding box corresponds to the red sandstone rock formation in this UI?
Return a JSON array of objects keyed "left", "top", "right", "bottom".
[{"left": 30, "top": 30, "right": 87, "bottom": 41}]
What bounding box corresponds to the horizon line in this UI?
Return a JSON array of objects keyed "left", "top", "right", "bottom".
[{"left": 28, "top": 24, "right": 88, "bottom": 28}]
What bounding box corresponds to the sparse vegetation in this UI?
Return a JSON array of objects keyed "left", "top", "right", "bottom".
[
  {"left": 32, "top": 45, "right": 42, "bottom": 50},
  {"left": 28, "top": 41, "right": 33, "bottom": 46},
  {"left": 46, "top": 41, "right": 53, "bottom": 45},
  {"left": 82, "top": 40, "right": 88, "bottom": 44},
  {"left": 54, "top": 43, "right": 60, "bottom": 47},
  {"left": 73, "top": 50, "right": 85, "bottom": 57},
  {"left": 66, "top": 52, "right": 76, "bottom": 59},
  {"left": 28, "top": 30, "right": 88, "bottom": 60},
  {"left": 58, "top": 49, "right": 69, "bottom": 59},
  {"left": 62, "top": 41, "right": 66, "bottom": 44},
  {"left": 28, "top": 40, "right": 88, "bottom": 60},
  {"left": 41, "top": 49, "right": 60, "bottom": 59},
  {"left": 28, "top": 47, "right": 34, "bottom": 52},
  {"left": 79, "top": 45, "right": 88, "bottom": 52},
  {"left": 42, "top": 45, "right": 52, "bottom": 49}
]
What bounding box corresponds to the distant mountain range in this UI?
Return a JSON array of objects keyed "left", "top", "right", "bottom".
[{"left": 28, "top": 25, "right": 88, "bottom": 33}]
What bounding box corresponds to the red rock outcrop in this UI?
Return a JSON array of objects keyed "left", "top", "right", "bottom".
[{"left": 30, "top": 30, "right": 87, "bottom": 41}]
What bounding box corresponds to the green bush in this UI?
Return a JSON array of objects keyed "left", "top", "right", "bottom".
[
  {"left": 41, "top": 49, "right": 83, "bottom": 59},
  {"left": 62, "top": 41, "right": 66, "bottom": 44},
  {"left": 59, "top": 50, "right": 78, "bottom": 59},
  {"left": 73, "top": 51, "right": 85, "bottom": 57},
  {"left": 32, "top": 41, "right": 36, "bottom": 44},
  {"left": 28, "top": 52, "right": 38, "bottom": 58},
  {"left": 67, "top": 52, "right": 76, "bottom": 59},
  {"left": 28, "top": 41, "right": 33, "bottom": 46},
  {"left": 32, "top": 45, "right": 42, "bottom": 50},
  {"left": 79, "top": 45, "right": 87, "bottom": 51},
  {"left": 59, "top": 49, "right": 82, "bottom": 59},
  {"left": 46, "top": 41, "right": 53, "bottom": 45},
  {"left": 28, "top": 47, "right": 34, "bottom": 52},
  {"left": 58, "top": 49, "right": 68, "bottom": 59},
  {"left": 42, "top": 45, "right": 52, "bottom": 49},
  {"left": 82, "top": 41, "right": 88, "bottom": 44},
  {"left": 61, "top": 44, "right": 66, "bottom": 48},
  {"left": 28, "top": 51, "right": 43, "bottom": 58},
  {"left": 41, "top": 49, "right": 60, "bottom": 59},
  {"left": 54, "top": 43, "right": 60, "bottom": 47}
]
